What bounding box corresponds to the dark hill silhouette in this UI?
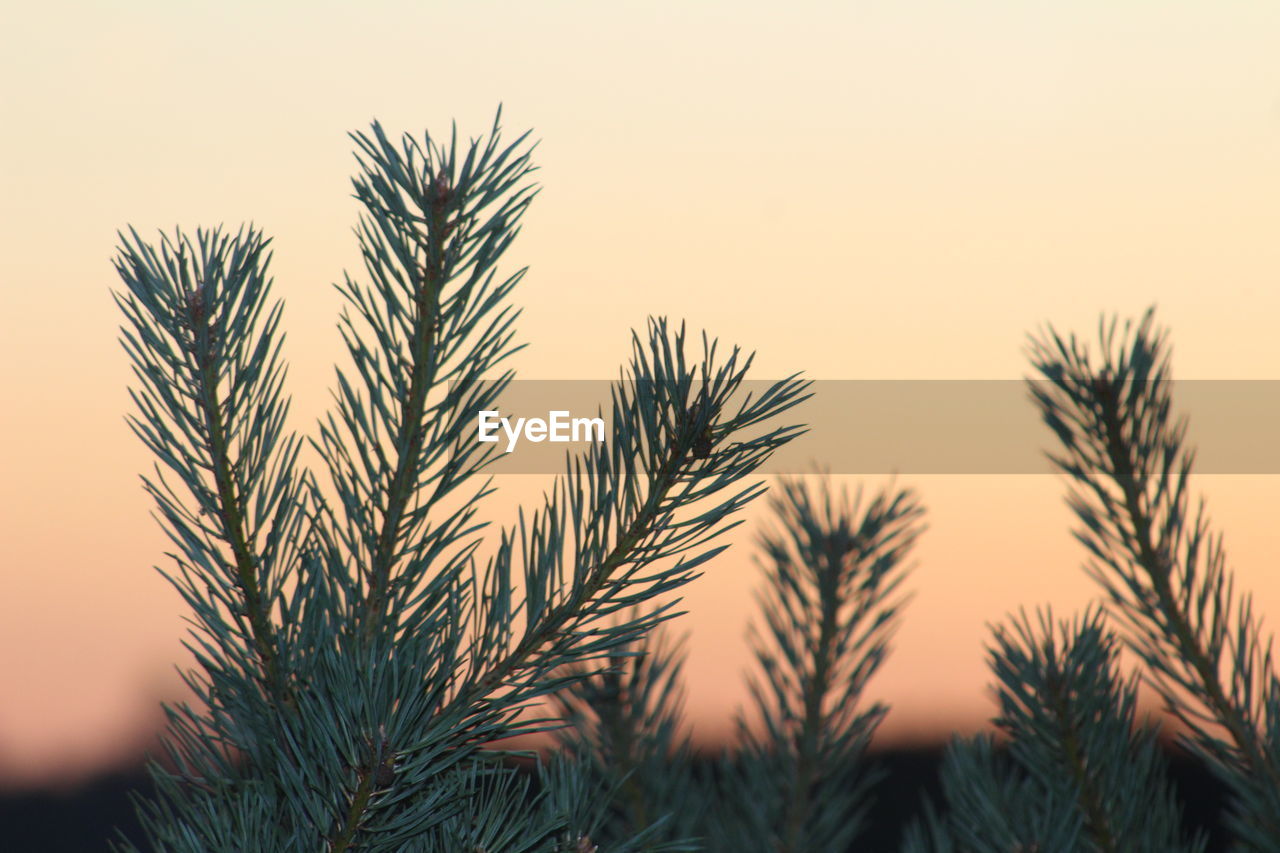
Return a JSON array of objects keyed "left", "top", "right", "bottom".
[{"left": 0, "top": 743, "right": 1231, "bottom": 852}]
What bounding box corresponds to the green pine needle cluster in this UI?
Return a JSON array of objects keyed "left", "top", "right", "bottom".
[
  {"left": 111, "top": 110, "right": 808, "bottom": 852},
  {"left": 721, "top": 477, "right": 923, "bottom": 852},
  {"left": 550, "top": 477, "right": 925, "bottom": 852},
  {"left": 113, "top": 108, "right": 1280, "bottom": 852},
  {"left": 904, "top": 606, "right": 1202, "bottom": 853},
  {"left": 544, "top": 309, "right": 1280, "bottom": 852},
  {"left": 901, "top": 308, "right": 1280, "bottom": 852}
]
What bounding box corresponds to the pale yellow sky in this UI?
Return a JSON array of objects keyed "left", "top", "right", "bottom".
[{"left": 3, "top": 1, "right": 1280, "bottom": 786}]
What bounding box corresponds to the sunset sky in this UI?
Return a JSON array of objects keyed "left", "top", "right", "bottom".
[{"left": 3, "top": 1, "right": 1280, "bottom": 788}]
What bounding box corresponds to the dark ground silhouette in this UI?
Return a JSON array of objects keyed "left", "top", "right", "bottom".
[{"left": 0, "top": 745, "right": 1231, "bottom": 852}]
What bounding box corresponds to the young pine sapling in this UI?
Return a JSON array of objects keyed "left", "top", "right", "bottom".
[{"left": 111, "top": 110, "right": 809, "bottom": 851}]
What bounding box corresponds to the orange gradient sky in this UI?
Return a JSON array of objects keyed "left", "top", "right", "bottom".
[{"left": 3, "top": 1, "right": 1280, "bottom": 787}]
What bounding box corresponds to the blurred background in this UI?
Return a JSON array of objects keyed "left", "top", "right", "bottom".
[{"left": 2, "top": 0, "right": 1278, "bottom": 846}]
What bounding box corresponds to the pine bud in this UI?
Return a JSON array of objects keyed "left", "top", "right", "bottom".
[
  {"left": 694, "top": 426, "right": 714, "bottom": 459},
  {"left": 185, "top": 285, "right": 206, "bottom": 325},
  {"left": 431, "top": 170, "right": 452, "bottom": 207}
]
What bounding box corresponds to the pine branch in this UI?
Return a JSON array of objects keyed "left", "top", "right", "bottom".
[
  {"left": 115, "top": 226, "right": 305, "bottom": 708},
  {"left": 112, "top": 225, "right": 327, "bottom": 850},
  {"left": 313, "top": 109, "right": 537, "bottom": 645},
  {"left": 113, "top": 228, "right": 303, "bottom": 716},
  {"left": 714, "top": 475, "right": 923, "bottom": 853},
  {"left": 301, "top": 111, "right": 542, "bottom": 851},
  {"left": 551, "top": 621, "right": 700, "bottom": 849},
  {"left": 905, "top": 734, "right": 1084, "bottom": 853},
  {"left": 322, "top": 314, "right": 809, "bottom": 848},
  {"left": 415, "top": 759, "right": 562, "bottom": 853},
  {"left": 539, "top": 748, "right": 695, "bottom": 853},
  {"left": 1027, "top": 307, "right": 1280, "bottom": 847},
  {"left": 459, "top": 321, "right": 811, "bottom": 734},
  {"left": 906, "top": 607, "right": 1201, "bottom": 853},
  {"left": 988, "top": 606, "right": 1202, "bottom": 853}
]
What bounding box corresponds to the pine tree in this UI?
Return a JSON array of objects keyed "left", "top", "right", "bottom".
[
  {"left": 111, "top": 109, "right": 809, "bottom": 851},
  {"left": 1027, "top": 308, "right": 1280, "bottom": 849},
  {"left": 717, "top": 476, "right": 923, "bottom": 853},
  {"left": 112, "top": 103, "right": 1280, "bottom": 851},
  {"left": 905, "top": 307, "right": 1280, "bottom": 852}
]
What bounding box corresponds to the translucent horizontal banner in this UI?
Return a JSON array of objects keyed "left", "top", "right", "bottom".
[{"left": 451, "top": 380, "right": 1280, "bottom": 474}]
